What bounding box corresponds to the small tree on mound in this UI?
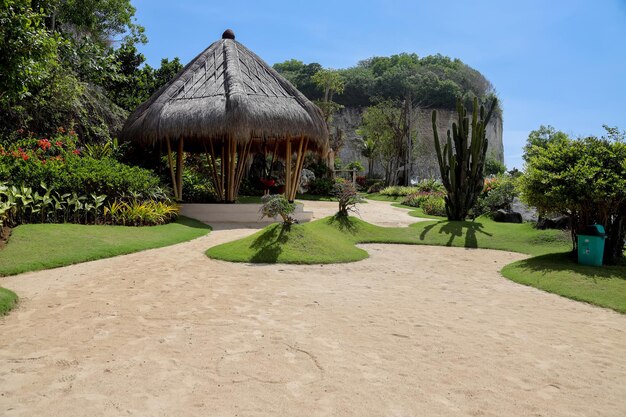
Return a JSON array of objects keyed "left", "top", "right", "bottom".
[
  {"left": 260, "top": 194, "right": 296, "bottom": 226},
  {"left": 432, "top": 96, "right": 497, "bottom": 220},
  {"left": 334, "top": 180, "right": 363, "bottom": 217}
]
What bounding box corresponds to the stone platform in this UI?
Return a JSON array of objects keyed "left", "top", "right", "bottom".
[{"left": 180, "top": 203, "right": 313, "bottom": 224}]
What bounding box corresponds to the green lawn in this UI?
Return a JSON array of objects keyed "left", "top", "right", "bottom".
[
  {"left": 363, "top": 193, "right": 403, "bottom": 202},
  {"left": 0, "top": 216, "right": 210, "bottom": 277},
  {"left": 502, "top": 253, "right": 626, "bottom": 313},
  {"left": 0, "top": 287, "right": 18, "bottom": 315},
  {"left": 207, "top": 215, "right": 570, "bottom": 263}
]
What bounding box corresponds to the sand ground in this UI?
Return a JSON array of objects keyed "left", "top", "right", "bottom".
[{"left": 0, "top": 201, "right": 625, "bottom": 416}]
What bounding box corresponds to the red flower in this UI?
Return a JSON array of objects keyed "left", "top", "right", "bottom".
[
  {"left": 57, "top": 127, "right": 65, "bottom": 133},
  {"left": 72, "top": 149, "right": 80, "bottom": 155},
  {"left": 38, "top": 138, "right": 51, "bottom": 151},
  {"left": 55, "top": 140, "right": 63, "bottom": 147}
]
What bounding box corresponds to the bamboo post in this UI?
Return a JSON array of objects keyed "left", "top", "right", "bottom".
[
  {"left": 175, "top": 138, "right": 184, "bottom": 200},
  {"left": 289, "top": 137, "right": 305, "bottom": 200},
  {"left": 285, "top": 138, "right": 292, "bottom": 201},
  {"left": 229, "top": 137, "right": 237, "bottom": 202},
  {"left": 165, "top": 137, "right": 179, "bottom": 199},
  {"left": 291, "top": 138, "right": 309, "bottom": 201},
  {"left": 220, "top": 139, "right": 225, "bottom": 202},
  {"left": 204, "top": 142, "right": 222, "bottom": 200},
  {"left": 234, "top": 140, "right": 253, "bottom": 197}
]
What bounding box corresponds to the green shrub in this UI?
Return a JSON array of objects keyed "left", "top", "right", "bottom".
[
  {"left": 380, "top": 186, "right": 419, "bottom": 197},
  {"left": 183, "top": 170, "right": 217, "bottom": 202},
  {"left": 1, "top": 133, "right": 165, "bottom": 201},
  {"left": 422, "top": 195, "right": 447, "bottom": 216},
  {"left": 260, "top": 194, "right": 296, "bottom": 225},
  {"left": 308, "top": 177, "right": 335, "bottom": 195},
  {"left": 366, "top": 180, "right": 384, "bottom": 194},
  {"left": 401, "top": 191, "right": 445, "bottom": 208},
  {"left": 471, "top": 175, "right": 518, "bottom": 218}
]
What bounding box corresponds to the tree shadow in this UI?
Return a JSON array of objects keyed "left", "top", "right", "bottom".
[
  {"left": 326, "top": 215, "right": 359, "bottom": 235},
  {"left": 419, "top": 220, "right": 492, "bottom": 248},
  {"left": 249, "top": 224, "right": 290, "bottom": 263},
  {"left": 513, "top": 252, "right": 626, "bottom": 281}
]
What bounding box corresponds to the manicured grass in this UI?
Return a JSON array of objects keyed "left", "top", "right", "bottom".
[
  {"left": 0, "top": 287, "right": 18, "bottom": 315},
  {"left": 408, "top": 217, "right": 571, "bottom": 256},
  {"left": 364, "top": 193, "right": 403, "bottom": 202},
  {"left": 207, "top": 215, "right": 570, "bottom": 263},
  {"left": 392, "top": 203, "right": 446, "bottom": 220},
  {"left": 502, "top": 253, "right": 626, "bottom": 313},
  {"left": 207, "top": 217, "right": 370, "bottom": 264},
  {"left": 0, "top": 216, "right": 211, "bottom": 277}
]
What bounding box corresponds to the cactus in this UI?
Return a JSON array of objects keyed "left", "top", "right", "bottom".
[{"left": 432, "top": 96, "right": 497, "bottom": 220}]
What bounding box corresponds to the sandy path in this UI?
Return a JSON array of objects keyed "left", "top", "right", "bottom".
[
  {"left": 0, "top": 202, "right": 625, "bottom": 416},
  {"left": 301, "top": 198, "right": 428, "bottom": 226}
]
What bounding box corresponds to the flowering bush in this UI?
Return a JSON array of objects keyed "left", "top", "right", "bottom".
[
  {"left": 421, "top": 195, "right": 447, "bottom": 217},
  {"left": 470, "top": 175, "right": 518, "bottom": 218},
  {"left": 1, "top": 130, "right": 164, "bottom": 201}
]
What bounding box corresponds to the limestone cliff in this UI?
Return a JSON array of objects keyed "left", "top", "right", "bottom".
[{"left": 332, "top": 107, "right": 504, "bottom": 180}]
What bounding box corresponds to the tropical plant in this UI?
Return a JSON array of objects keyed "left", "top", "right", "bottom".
[
  {"left": 334, "top": 180, "right": 363, "bottom": 217},
  {"left": 260, "top": 194, "right": 296, "bottom": 226},
  {"left": 432, "top": 96, "right": 497, "bottom": 220},
  {"left": 421, "top": 195, "right": 447, "bottom": 217}
]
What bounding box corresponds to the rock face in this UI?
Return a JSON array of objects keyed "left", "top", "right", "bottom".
[
  {"left": 332, "top": 106, "right": 504, "bottom": 180},
  {"left": 493, "top": 209, "right": 523, "bottom": 224}
]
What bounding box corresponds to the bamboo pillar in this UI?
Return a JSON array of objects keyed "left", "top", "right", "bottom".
[
  {"left": 285, "top": 138, "right": 292, "bottom": 201},
  {"left": 290, "top": 137, "right": 308, "bottom": 201},
  {"left": 165, "top": 137, "right": 179, "bottom": 199},
  {"left": 175, "top": 138, "right": 184, "bottom": 200},
  {"left": 220, "top": 139, "right": 225, "bottom": 202}
]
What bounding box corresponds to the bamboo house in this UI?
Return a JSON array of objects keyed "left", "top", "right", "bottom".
[{"left": 121, "top": 29, "right": 329, "bottom": 202}]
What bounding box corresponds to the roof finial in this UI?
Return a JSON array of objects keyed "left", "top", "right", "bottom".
[{"left": 222, "top": 29, "right": 235, "bottom": 40}]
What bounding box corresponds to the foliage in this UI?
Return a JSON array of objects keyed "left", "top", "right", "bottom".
[
  {"left": 484, "top": 156, "right": 506, "bottom": 176},
  {"left": 308, "top": 177, "right": 336, "bottom": 196},
  {"left": 0, "top": 217, "right": 210, "bottom": 277},
  {"left": 260, "top": 194, "right": 296, "bottom": 225},
  {"left": 520, "top": 134, "right": 626, "bottom": 264},
  {"left": 401, "top": 191, "right": 445, "bottom": 208},
  {"left": 471, "top": 175, "right": 518, "bottom": 218},
  {"left": 0, "top": 287, "right": 18, "bottom": 316},
  {"left": 523, "top": 125, "right": 570, "bottom": 163},
  {"left": 358, "top": 99, "right": 412, "bottom": 185},
  {"left": 0, "top": 132, "right": 164, "bottom": 199},
  {"left": 273, "top": 53, "right": 499, "bottom": 113},
  {"left": 380, "top": 186, "right": 420, "bottom": 197},
  {"left": 334, "top": 180, "right": 363, "bottom": 217},
  {"left": 344, "top": 160, "right": 364, "bottom": 172},
  {"left": 366, "top": 181, "right": 384, "bottom": 194},
  {"left": 0, "top": 180, "right": 178, "bottom": 228},
  {"left": 432, "top": 97, "right": 497, "bottom": 220},
  {"left": 421, "top": 195, "right": 447, "bottom": 217},
  {"left": 182, "top": 168, "right": 217, "bottom": 203},
  {"left": 0, "top": 0, "right": 60, "bottom": 106}
]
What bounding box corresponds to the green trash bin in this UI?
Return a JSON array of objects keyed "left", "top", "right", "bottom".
[{"left": 577, "top": 224, "right": 606, "bottom": 266}]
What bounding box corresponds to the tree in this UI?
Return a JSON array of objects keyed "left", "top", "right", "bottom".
[
  {"left": 0, "top": 0, "right": 60, "bottom": 111},
  {"left": 432, "top": 97, "right": 497, "bottom": 221},
  {"left": 520, "top": 135, "right": 626, "bottom": 264},
  {"left": 358, "top": 100, "right": 412, "bottom": 185},
  {"left": 484, "top": 156, "right": 506, "bottom": 176},
  {"left": 360, "top": 138, "right": 377, "bottom": 175},
  {"left": 312, "top": 69, "right": 345, "bottom": 153},
  {"left": 523, "top": 125, "right": 569, "bottom": 162}
]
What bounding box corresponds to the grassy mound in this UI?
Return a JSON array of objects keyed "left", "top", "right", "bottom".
[
  {"left": 207, "top": 215, "right": 571, "bottom": 264},
  {"left": 0, "top": 216, "right": 211, "bottom": 277},
  {"left": 502, "top": 253, "right": 626, "bottom": 313},
  {"left": 0, "top": 287, "right": 18, "bottom": 315},
  {"left": 207, "top": 217, "right": 370, "bottom": 264}
]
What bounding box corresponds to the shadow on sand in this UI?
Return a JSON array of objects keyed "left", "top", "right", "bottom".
[{"left": 419, "top": 220, "right": 492, "bottom": 248}]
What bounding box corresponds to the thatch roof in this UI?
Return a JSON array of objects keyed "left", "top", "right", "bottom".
[{"left": 121, "top": 29, "right": 328, "bottom": 153}]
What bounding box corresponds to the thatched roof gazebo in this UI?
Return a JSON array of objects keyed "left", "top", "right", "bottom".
[{"left": 121, "top": 29, "right": 328, "bottom": 202}]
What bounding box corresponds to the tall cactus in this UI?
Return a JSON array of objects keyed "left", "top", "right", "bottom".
[{"left": 432, "top": 96, "right": 497, "bottom": 220}]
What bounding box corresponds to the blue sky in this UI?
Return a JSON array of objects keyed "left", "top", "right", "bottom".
[{"left": 133, "top": 0, "right": 626, "bottom": 169}]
